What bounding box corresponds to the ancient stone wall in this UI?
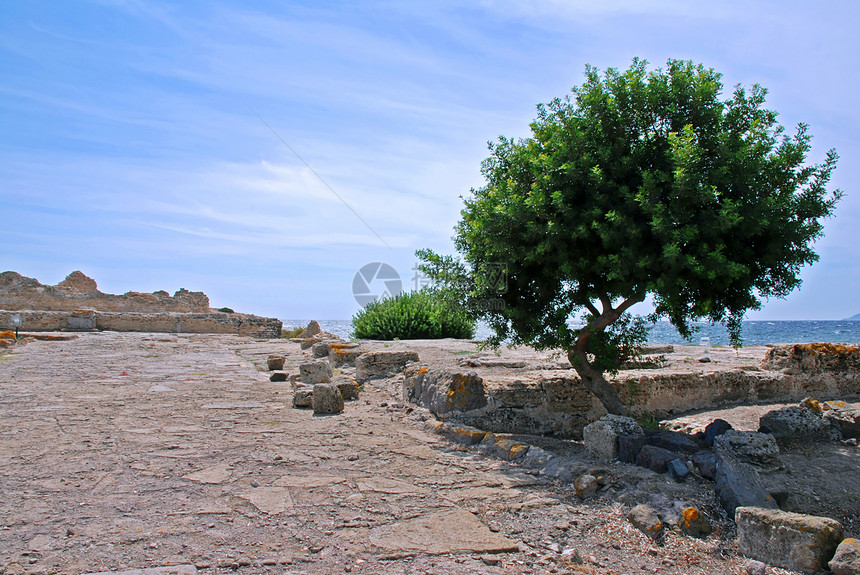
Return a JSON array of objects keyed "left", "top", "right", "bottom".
[
  {"left": 0, "top": 310, "right": 282, "bottom": 339},
  {"left": 0, "top": 271, "right": 210, "bottom": 313}
]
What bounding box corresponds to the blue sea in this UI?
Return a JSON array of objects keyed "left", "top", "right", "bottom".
[{"left": 282, "top": 319, "right": 860, "bottom": 346}]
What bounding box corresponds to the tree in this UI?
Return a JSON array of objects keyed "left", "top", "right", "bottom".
[{"left": 420, "top": 58, "right": 841, "bottom": 416}]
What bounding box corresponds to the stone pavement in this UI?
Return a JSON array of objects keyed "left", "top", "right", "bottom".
[{"left": 0, "top": 332, "right": 740, "bottom": 575}]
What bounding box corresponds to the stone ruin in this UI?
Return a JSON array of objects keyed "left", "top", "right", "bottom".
[{"left": 0, "top": 270, "right": 282, "bottom": 338}]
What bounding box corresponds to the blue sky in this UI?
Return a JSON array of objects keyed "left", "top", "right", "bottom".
[{"left": 2, "top": 0, "right": 858, "bottom": 321}]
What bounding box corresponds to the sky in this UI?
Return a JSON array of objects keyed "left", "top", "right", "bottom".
[{"left": 2, "top": 0, "right": 858, "bottom": 321}]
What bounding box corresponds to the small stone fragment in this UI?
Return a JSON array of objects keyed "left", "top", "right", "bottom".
[
  {"left": 830, "top": 537, "right": 860, "bottom": 575},
  {"left": 704, "top": 418, "right": 733, "bottom": 446},
  {"left": 679, "top": 506, "right": 712, "bottom": 538},
  {"left": 628, "top": 504, "right": 663, "bottom": 540},
  {"left": 267, "top": 355, "right": 285, "bottom": 371},
  {"left": 574, "top": 474, "right": 599, "bottom": 499},
  {"left": 741, "top": 559, "right": 767, "bottom": 575},
  {"left": 269, "top": 372, "right": 287, "bottom": 382},
  {"left": 666, "top": 458, "right": 689, "bottom": 481}
]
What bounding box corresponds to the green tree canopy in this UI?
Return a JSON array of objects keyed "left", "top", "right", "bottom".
[{"left": 420, "top": 58, "right": 841, "bottom": 415}]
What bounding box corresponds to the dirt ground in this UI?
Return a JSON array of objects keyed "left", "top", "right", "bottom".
[{"left": 0, "top": 332, "right": 857, "bottom": 575}]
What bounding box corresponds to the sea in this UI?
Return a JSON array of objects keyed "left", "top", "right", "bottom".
[{"left": 281, "top": 319, "right": 860, "bottom": 346}]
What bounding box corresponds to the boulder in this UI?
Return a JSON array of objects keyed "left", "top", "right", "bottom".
[
  {"left": 312, "top": 383, "right": 344, "bottom": 415},
  {"left": 636, "top": 445, "right": 679, "bottom": 474},
  {"left": 691, "top": 450, "right": 717, "bottom": 480},
  {"left": 704, "top": 418, "right": 733, "bottom": 446},
  {"left": 628, "top": 504, "right": 663, "bottom": 540},
  {"left": 300, "top": 360, "right": 332, "bottom": 384},
  {"left": 759, "top": 405, "right": 840, "bottom": 444},
  {"left": 736, "top": 506, "right": 843, "bottom": 574},
  {"left": 335, "top": 380, "right": 360, "bottom": 401},
  {"left": 574, "top": 474, "right": 599, "bottom": 499},
  {"left": 644, "top": 429, "right": 701, "bottom": 454},
  {"left": 356, "top": 350, "right": 419, "bottom": 380},
  {"left": 617, "top": 433, "right": 647, "bottom": 464},
  {"left": 299, "top": 331, "right": 342, "bottom": 350},
  {"left": 292, "top": 387, "right": 313, "bottom": 408},
  {"left": 269, "top": 372, "right": 288, "bottom": 382},
  {"left": 714, "top": 453, "right": 778, "bottom": 518},
  {"left": 267, "top": 355, "right": 286, "bottom": 371},
  {"left": 822, "top": 401, "right": 860, "bottom": 439},
  {"left": 299, "top": 320, "right": 322, "bottom": 339},
  {"left": 713, "top": 430, "right": 782, "bottom": 470},
  {"left": 404, "top": 367, "right": 487, "bottom": 417},
  {"left": 582, "top": 415, "right": 644, "bottom": 461},
  {"left": 830, "top": 538, "right": 860, "bottom": 575}
]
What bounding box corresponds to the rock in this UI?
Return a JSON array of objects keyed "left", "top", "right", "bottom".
[
  {"left": 736, "top": 506, "right": 843, "bottom": 574},
  {"left": 636, "top": 445, "right": 679, "bottom": 474},
  {"left": 312, "top": 384, "right": 344, "bottom": 415},
  {"left": 299, "top": 320, "right": 322, "bottom": 339},
  {"left": 713, "top": 430, "right": 782, "bottom": 469},
  {"left": 574, "top": 474, "right": 599, "bottom": 499},
  {"left": 335, "top": 380, "right": 360, "bottom": 401},
  {"left": 299, "top": 331, "right": 341, "bottom": 350},
  {"left": 617, "top": 433, "right": 647, "bottom": 464},
  {"left": 691, "top": 450, "right": 717, "bottom": 480},
  {"left": 300, "top": 360, "right": 332, "bottom": 384},
  {"left": 644, "top": 429, "right": 701, "bottom": 454},
  {"left": 312, "top": 340, "right": 339, "bottom": 358},
  {"left": 432, "top": 422, "right": 487, "bottom": 447},
  {"left": 759, "top": 405, "right": 840, "bottom": 444},
  {"left": 403, "top": 366, "right": 487, "bottom": 417},
  {"left": 831, "top": 538, "right": 860, "bottom": 575},
  {"left": 292, "top": 387, "right": 313, "bottom": 408},
  {"left": 356, "top": 351, "right": 419, "bottom": 380},
  {"left": 740, "top": 559, "right": 768, "bottom": 575},
  {"left": 628, "top": 504, "right": 663, "bottom": 540},
  {"left": 560, "top": 548, "right": 583, "bottom": 564},
  {"left": 269, "top": 372, "right": 288, "bottom": 382},
  {"left": 666, "top": 458, "right": 689, "bottom": 481},
  {"left": 714, "top": 453, "right": 778, "bottom": 518},
  {"left": 704, "top": 418, "right": 733, "bottom": 446},
  {"left": 266, "top": 355, "right": 285, "bottom": 371},
  {"left": 582, "top": 414, "right": 644, "bottom": 460},
  {"left": 328, "top": 343, "right": 364, "bottom": 367},
  {"left": 679, "top": 506, "right": 711, "bottom": 538},
  {"left": 520, "top": 445, "right": 555, "bottom": 469},
  {"left": 478, "top": 435, "right": 529, "bottom": 461},
  {"left": 822, "top": 401, "right": 860, "bottom": 439}
]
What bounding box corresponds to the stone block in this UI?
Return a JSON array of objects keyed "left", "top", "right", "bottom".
[
  {"left": 312, "top": 383, "right": 344, "bottom": 415},
  {"left": 583, "top": 414, "right": 644, "bottom": 460},
  {"left": 666, "top": 458, "right": 689, "bottom": 481},
  {"left": 267, "top": 355, "right": 285, "bottom": 371},
  {"left": 713, "top": 430, "right": 782, "bottom": 469},
  {"left": 292, "top": 387, "right": 313, "bottom": 408},
  {"left": 736, "top": 506, "right": 843, "bottom": 574},
  {"left": 714, "top": 453, "right": 778, "bottom": 518},
  {"left": 644, "top": 429, "right": 701, "bottom": 454},
  {"left": 335, "top": 380, "right": 360, "bottom": 401},
  {"left": 328, "top": 343, "right": 364, "bottom": 367},
  {"left": 269, "top": 372, "right": 287, "bottom": 382},
  {"left": 300, "top": 360, "right": 332, "bottom": 384},
  {"left": 679, "top": 506, "right": 711, "bottom": 538},
  {"left": 617, "top": 434, "right": 647, "bottom": 464},
  {"left": 691, "top": 450, "right": 717, "bottom": 480},
  {"left": 759, "top": 405, "right": 839, "bottom": 444},
  {"left": 574, "top": 474, "right": 598, "bottom": 499},
  {"left": 356, "top": 350, "right": 420, "bottom": 380},
  {"left": 405, "top": 367, "right": 487, "bottom": 417},
  {"left": 636, "top": 445, "right": 679, "bottom": 474}
]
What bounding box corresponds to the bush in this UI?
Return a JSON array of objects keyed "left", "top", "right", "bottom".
[
  {"left": 217, "top": 307, "right": 234, "bottom": 313},
  {"left": 351, "top": 291, "right": 475, "bottom": 340},
  {"left": 281, "top": 326, "right": 304, "bottom": 338}
]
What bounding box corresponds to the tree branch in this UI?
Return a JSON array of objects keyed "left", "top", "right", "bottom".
[{"left": 585, "top": 300, "right": 600, "bottom": 317}]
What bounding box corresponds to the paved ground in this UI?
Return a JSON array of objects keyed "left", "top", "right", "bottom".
[{"left": 1, "top": 332, "right": 764, "bottom": 574}]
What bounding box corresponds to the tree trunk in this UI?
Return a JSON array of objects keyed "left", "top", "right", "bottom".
[{"left": 567, "top": 347, "right": 627, "bottom": 416}]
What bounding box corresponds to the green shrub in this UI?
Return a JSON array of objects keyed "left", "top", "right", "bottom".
[
  {"left": 217, "top": 307, "right": 235, "bottom": 313},
  {"left": 351, "top": 291, "right": 475, "bottom": 340},
  {"left": 281, "top": 326, "right": 304, "bottom": 338}
]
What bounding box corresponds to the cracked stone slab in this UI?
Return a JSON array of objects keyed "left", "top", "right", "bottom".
[
  {"left": 357, "top": 478, "right": 429, "bottom": 495},
  {"left": 200, "top": 401, "right": 265, "bottom": 409},
  {"left": 273, "top": 475, "right": 346, "bottom": 488},
  {"left": 182, "top": 464, "right": 233, "bottom": 484},
  {"left": 238, "top": 487, "right": 294, "bottom": 514},
  {"left": 368, "top": 508, "right": 518, "bottom": 554}
]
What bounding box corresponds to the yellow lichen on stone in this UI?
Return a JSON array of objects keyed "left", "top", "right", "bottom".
[{"left": 800, "top": 397, "right": 823, "bottom": 413}]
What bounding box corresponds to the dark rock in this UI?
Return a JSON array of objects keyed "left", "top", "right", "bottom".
[
  {"left": 645, "top": 430, "right": 701, "bottom": 454},
  {"left": 636, "top": 445, "right": 679, "bottom": 474},
  {"left": 679, "top": 506, "right": 712, "bottom": 537},
  {"left": 714, "top": 452, "right": 778, "bottom": 518},
  {"left": 713, "top": 430, "right": 782, "bottom": 470},
  {"left": 691, "top": 450, "right": 718, "bottom": 480},
  {"left": 759, "top": 405, "right": 839, "bottom": 444},
  {"left": 666, "top": 458, "right": 689, "bottom": 481},
  {"left": 269, "top": 372, "right": 288, "bottom": 382},
  {"left": 704, "top": 418, "right": 733, "bottom": 446},
  {"left": 618, "top": 434, "right": 647, "bottom": 464}
]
